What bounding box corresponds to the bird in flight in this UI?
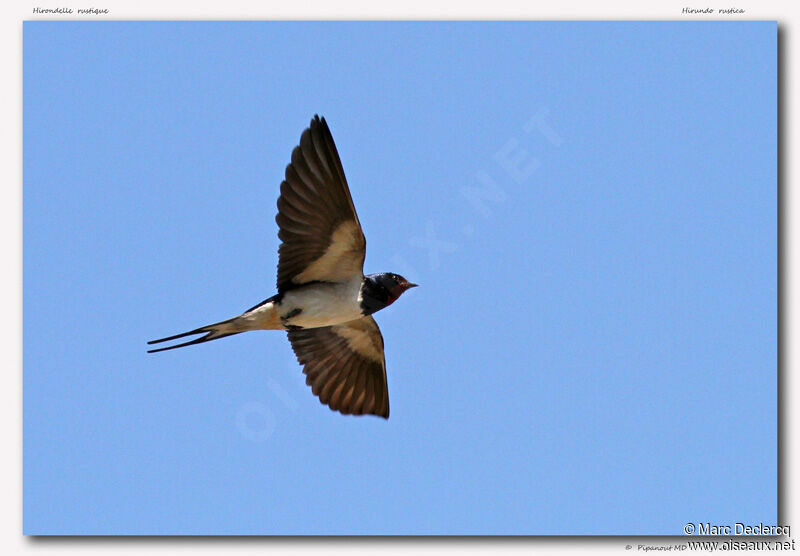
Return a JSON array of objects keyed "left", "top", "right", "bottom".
[{"left": 148, "top": 115, "right": 416, "bottom": 419}]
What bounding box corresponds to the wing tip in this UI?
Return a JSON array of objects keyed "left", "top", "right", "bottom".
[
  {"left": 329, "top": 404, "right": 389, "bottom": 420},
  {"left": 310, "top": 114, "right": 331, "bottom": 135},
  {"left": 368, "top": 405, "right": 390, "bottom": 419}
]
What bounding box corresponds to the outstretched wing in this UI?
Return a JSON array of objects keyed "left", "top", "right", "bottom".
[
  {"left": 276, "top": 115, "right": 366, "bottom": 293},
  {"left": 287, "top": 316, "right": 389, "bottom": 419}
]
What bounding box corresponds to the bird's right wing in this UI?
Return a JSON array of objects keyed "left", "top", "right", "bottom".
[
  {"left": 275, "top": 115, "right": 366, "bottom": 293},
  {"left": 287, "top": 316, "right": 389, "bottom": 419}
]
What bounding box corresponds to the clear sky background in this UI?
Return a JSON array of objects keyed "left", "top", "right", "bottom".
[{"left": 23, "top": 22, "right": 776, "bottom": 534}]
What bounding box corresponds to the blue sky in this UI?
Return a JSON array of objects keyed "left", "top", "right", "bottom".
[{"left": 23, "top": 22, "right": 776, "bottom": 534}]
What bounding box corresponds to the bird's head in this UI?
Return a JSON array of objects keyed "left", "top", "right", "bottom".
[
  {"left": 362, "top": 273, "right": 418, "bottom": 312},
  {"left": 382, "top": 273, "right": 418, "bottom": 301}
]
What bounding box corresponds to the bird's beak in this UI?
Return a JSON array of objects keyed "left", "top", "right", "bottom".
[{"left": 406, "top": 282, "right": 418, "bottom": 289}]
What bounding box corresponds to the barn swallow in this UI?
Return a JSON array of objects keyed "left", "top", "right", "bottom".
[{"left": 148, "top": 116, "right": 416, "bottom": 419}]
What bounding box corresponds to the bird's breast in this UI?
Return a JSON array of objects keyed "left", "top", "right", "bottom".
[{"left": 279, "top": 279, "right": 365, "bottom": 329}]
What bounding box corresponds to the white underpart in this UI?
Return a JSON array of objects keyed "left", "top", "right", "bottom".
[{"left": 280, "top": 277, "right": 364, "bottom": 329}]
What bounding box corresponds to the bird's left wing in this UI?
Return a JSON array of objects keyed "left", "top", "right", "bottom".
[
  {"left": 287, "top": 316, "right": 389, "bottom": 419},
  {"left": 276, "top": 116, "right": 366, "bottom": 293}
]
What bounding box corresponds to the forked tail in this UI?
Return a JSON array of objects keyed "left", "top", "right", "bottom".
[
  {"left": 147, "top": 317, "right": 246, "bottom": 353},
  {"left": 148, "top": 297, "right": 283, "bottom": 353}
]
